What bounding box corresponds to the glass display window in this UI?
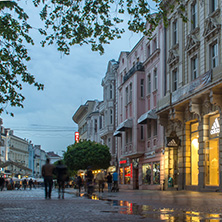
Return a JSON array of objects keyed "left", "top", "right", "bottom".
[
  {"left": 119, "top": 168, "right": 123, "bottom": 184},
  {"left": 153, "top": 162, "right": 160, "bottom": 184},
  {"left": 124, "top": 166, "right": 131, "bottom": 184},
  {"left": 142, "top": 163, "right": 152, "bottom": 184},
  {"left": 191, "top": 122, "right": 199, "bottom": 185},
  {"left": 205, "top": 114, "right": 220, "bottom": 186}
]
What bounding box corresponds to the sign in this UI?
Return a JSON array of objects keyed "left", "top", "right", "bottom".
[
  {"left": 119, "top": 160, "right": 127, "bottom": 165},
  {"left": 209, "top": 115, "right": 220, "bottom": 138},
  {"left": 75, "top": 132, "right": 79, "bottom": 143},
  {"left": 166, "top": 137, "right": 181, "bottom": 147}
]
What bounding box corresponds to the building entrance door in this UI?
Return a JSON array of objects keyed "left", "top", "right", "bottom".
[{"left": 133, "top": 168, "right": 139, "bottom": 189}]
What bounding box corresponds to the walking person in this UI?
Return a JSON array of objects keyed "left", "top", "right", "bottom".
[
  {"left": 85, "top": 166, "right": 94, "bottom": 195},
  {"left": 55, "top": 160, "right": 68, "bottom": 199},
  {"left": 0, "top": 175, "right": 5, "bottom": 191},
  {"left": 96, "top": 171, "right": 105, "bottom": 193},
  {"left": 29, "top": 178, "right": 33, "bottom": 190},
  {"left": 76, "top": 174, "right": 83, "bottom": 195},
  {"left": 22, "top": 179, "right": 27, "bottom": 190},
  {"left": 106, "top": 172, "right": 112, "bottom": 192},
  {"left": 112, "top": 171, "right": 119, "bottom": 192},
  {"left": 41, "top": 158, "right": 55, "bottom": 199}
]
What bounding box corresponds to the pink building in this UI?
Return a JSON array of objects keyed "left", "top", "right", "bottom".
[{"left": 115, "top": 21, "right": 165, "bottom": 190}]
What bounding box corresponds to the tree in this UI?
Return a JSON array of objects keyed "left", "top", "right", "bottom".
[
  {"left": 0, "top": 0, "right": 186, "bottom": 114},
  {"left": 63, "top": 140, "right": 111, "bottom": 171}
]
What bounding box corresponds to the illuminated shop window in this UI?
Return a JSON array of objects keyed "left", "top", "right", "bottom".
[
  {"left": 153, "top": 162, "right": 160, "bottom": 184},
  {"left": 191, "top": 122, "right": 199, "bottom": 185},
  {"left": 124, "top": 166, "right": 131, "bottom": 184},
  {"left": 205, "top": 114, "right": 220, "bottom": 186},
  {"left": 119, "top": 168, "right": 123, "bottom": 184},
  {"left": 142, "top": 163, "right": 152, "bottom": 184}
]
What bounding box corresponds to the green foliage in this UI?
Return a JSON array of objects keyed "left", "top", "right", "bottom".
[
  {"left": 0, "top": 1, "right": 44, "bottom": 116},
  {"left": 0, "top": 0, "right": 187, "bottom": 114},
  {"left": 63, "top": 140, "right": 111, "bottom": 171}
]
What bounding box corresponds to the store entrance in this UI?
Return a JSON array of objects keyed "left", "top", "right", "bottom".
[{"left": 133, "top": 168, "right": 139, "bottom": 189}]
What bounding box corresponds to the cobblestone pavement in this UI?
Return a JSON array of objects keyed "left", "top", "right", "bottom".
[{"left": 1, "top": 187, "right": 222, "bottom": 221}]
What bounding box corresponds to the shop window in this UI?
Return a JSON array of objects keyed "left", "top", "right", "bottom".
[
  {"left": 142, "top": 163, "right": 151, "bottom": 184},
  {"left": 205, "top": 114, "right": 220, "bottom": 186},
  {"left": 124, "top": 166, "right": 131, "bottom": 184},
  {"left": 191, "top": 122, "right": 199, "bottom": 185},
  {"left": 153, "top": 162, "right": 160, "bottom": 184},
  {"left": 119, "top": 168, "right": 123, "bottom": 184}
]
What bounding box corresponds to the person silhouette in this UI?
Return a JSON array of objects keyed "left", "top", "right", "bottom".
[{"left": 41, "top": 158, "right": 55, "bottom": 199}]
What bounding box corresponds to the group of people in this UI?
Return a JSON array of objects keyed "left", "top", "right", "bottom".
[
  {"left": 41, "top": 158, "right": 68, "bottom": 199},
  {"left": 75, "top": 169, "right": 119, "bottom": 195}
]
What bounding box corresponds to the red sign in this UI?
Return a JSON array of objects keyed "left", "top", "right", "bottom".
[
  {"left": 75, "top": 132, "right": 79, "bottom": 143},
  {"left": 119, "top": 160, "right": 127, "bottom": 164}
]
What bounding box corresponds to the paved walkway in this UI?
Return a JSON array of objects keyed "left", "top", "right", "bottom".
[{"left": 0, "top": 187, "right": 222, "bottom": 221}]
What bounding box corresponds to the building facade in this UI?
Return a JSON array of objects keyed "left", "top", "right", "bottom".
[
  {"left": 73, "top": 100, "right": 102, "bottom": 143},
  {"left": 99, "top": 59, "right": 119, "bottom": 170},
  {"left": 157, "top": 0, "right": 222, "bottom": 191}
]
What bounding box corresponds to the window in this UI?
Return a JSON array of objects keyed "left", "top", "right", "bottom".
[
  {"left": 191, "top": 56, "right": 198, "bottom": 80},
  {"left": 99, "top": 116, "right": 102, "bottom": 129},
  {"left": 94, "top": 119, "right": 97, "bottom": 133},
  {"left": 125, "top": 87, "right": 128, "bottom": 105},
  {"left": 172, "top": 69, "right": 178, "bottom": 91},
  {"left": 153, "top": 120, "right": 157, "bottom": 136},
  {"left": 153, "top": 37, "right": 157, "bottom": 51},
  {"left": 140, "top": 79, "right": 144, "bottom": 98},
  {"left": 110, "top": 109, "right": 113, "bottom": 124},
  {"left": 191, "top": 122, "right": 199, "bottom": 185},
  {"left": 129, "top": 83, "right": 132, "bottom": 102},
  {"left": 110, "top": 84, "right": 113, "bottom": 99},
  {"left": 153, "top": 162, "right": 160, "bottom": 184},
  {"left": 141, "top": 125, "right": 144, "bottom": 140},
  {"left": 147, "top": 44, "right": 151, "bottom": 57},
  {"left": 210, "top": 0, "right": 218, "bottom": 13},
  {"left": 147, "top": 119, "right": 151, "bottom": 138},
  {"left": 142, "top": 163, "right": 152, "bottom": 184},
  {"left": 172, "top": 20, "right": 178, "bottom": 45},
  {"left": 211, "top": 42, "right": 218, "bottom": 68},
  {"left": 191, "top": 2, "right": 197, "bottom": 30},
  {"left": 153, "top": 69, "right": 157, "bottom": 90},
  {"left": 147, "top": 74, "right": 151, "bottom": 94}
]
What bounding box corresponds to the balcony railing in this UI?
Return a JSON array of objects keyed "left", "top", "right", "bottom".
[{"left": 123, "top": 62, "right": 144, "bottom": 83}]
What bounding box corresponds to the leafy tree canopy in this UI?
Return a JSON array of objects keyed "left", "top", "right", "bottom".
[
  {"left": 63, "top": 140, "right": 111, "bottom": 171},
  {"left": 0, "top": 0, "right": 186, "bottom": 115}
]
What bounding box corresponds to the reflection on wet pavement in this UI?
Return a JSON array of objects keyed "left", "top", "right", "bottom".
[{"left": 83, "top": 193, "right": 222, "bottom": 221}]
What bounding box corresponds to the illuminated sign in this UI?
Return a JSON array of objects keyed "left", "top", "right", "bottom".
[
  {"left": 210, "top": 118, "right": 220, "bottom": 135},
  {"left": 119, "top": 160, "right": 127, "bottom": 164},
  {"left": 75, "top": 132, "right": 79, "bottom": 143},
  {"left": 166, "top": 137, "right": 181, "bottom": 147}
]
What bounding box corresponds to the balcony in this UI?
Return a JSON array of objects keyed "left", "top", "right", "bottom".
[{"left": 123, "top": 62, "right": 144, "bottom": 83}]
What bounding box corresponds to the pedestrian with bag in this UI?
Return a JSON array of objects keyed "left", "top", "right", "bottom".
[
  {"left": 76, "top": 174, "right": 83, "bottom": 195},
  {"left": 41, "top": 158, "right": 55, "bottom": 199}
]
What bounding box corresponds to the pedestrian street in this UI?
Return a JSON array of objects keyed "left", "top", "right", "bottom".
[{"left": 1, "top": 187, "right": 222, "bottom": 221}]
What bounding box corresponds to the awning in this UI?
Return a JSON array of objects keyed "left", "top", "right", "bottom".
[
  {"left": 116, "top": 119, "right": 133, "bottom": 131},
  {"left": 138, "top": 109, "right": 157, "bottom": 124},
  {"left": 113, "top": 130, "right": 122, "bottom": 137}
]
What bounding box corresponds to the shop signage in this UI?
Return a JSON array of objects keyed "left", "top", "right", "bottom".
[
  {"left": 166, "top": 137, "right": 181, "bottom": 147},
  {"left": 119, "top": 160, "right": 127, "bottom": 165},
  {"left": 75, "top": 132, "right": 79, "bottom": 143},
  {"left": 210, "top": 118, "right": 220, "bottom": 135}
]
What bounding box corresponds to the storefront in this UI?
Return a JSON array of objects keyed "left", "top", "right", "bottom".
[
  {"left": 118, "top": 159, "right": 133, "bottom": 189},
  {"left": 140, "top": 149, "right": 164, "bottom": 190}
]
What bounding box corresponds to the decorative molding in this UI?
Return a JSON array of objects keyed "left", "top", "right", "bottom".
[
  {"left": 203, "top": 17, "right": 221, "bottom": 41},
  {"left": 170, "top": 108, "right": 183, "bottom": 123},
  {"left": 158, "top": 116, "right": 168, "bottom": 127},
  {"left": 189, "top": 100, "right": 201, "bottom": 118},
  {"left": 185, "top": 34, "right": 200, "bottom": 55},
  {"left": 202, "top": 95, "right": 212, "bottom": 116},
  {"left": 210, "top": 90, "right": 222, "bottom": 111},
  {"left": 167, "top": 49, "right": 179, "bottom": 67}
]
